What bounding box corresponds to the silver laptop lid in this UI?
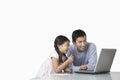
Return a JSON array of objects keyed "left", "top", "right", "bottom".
[{"left": 94, "top": 48, "right": 116, "bottom": 72}]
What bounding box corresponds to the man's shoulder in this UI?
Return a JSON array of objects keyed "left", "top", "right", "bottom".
[
  {"left": 87, "top": 42, "right": 97, "bottom": 51},
  {"left": 70, "top": 44, "right": 76, "bottom": 49},
  {"left": 68, "top": 44, "right": 77, "bottom": 53},
  {"left": 87, "top": 42, "right": 96, "bottom": 48},
  {"left": 86, "top": 42, "right": 97, "bottom": 56}
]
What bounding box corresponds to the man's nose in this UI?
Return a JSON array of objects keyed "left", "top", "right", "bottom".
[{"left": 81, "top": 42, "right": 85, "bottom": 46}]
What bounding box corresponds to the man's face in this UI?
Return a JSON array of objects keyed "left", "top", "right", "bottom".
[{"left": 73, "top": 36, "right": 87, "bottom": 52}]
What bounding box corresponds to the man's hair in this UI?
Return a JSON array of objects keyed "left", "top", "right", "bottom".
[{"left": 72, "top": 29, "right": 86, "bottom": 42}]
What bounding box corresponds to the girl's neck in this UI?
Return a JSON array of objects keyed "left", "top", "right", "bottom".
[{"left": 59, "top": 52, "right": 64, "bottom": 56}]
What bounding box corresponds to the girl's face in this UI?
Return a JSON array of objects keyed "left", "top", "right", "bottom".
[{"left": 58, "top": 41, "right": 70, "bottom": 54}]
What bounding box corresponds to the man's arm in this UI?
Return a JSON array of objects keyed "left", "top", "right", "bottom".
[{"left": 86, "top": 44, "right": 97, "bottom": 70}]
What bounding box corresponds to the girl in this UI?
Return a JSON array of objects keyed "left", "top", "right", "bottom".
[{"left": 36, "top": 35, "right": 74, "bottom": 77}]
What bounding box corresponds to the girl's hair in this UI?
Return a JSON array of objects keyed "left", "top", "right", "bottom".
[{"left": 54, "top": 35, "right": 70, "bottom": 63}]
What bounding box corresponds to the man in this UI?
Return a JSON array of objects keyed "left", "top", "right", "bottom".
[{"left": 67, "top": 29, "right": 97, "bottom": 72}]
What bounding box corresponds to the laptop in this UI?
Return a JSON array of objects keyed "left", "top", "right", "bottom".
[{"left": 75, "top": 48, "right": 117, "bottom": 74}]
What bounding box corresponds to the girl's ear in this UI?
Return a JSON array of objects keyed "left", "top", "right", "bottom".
[{"left": 57, "top": 44, "right": 61, "bottom": 49}]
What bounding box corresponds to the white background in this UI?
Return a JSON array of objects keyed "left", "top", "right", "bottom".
[{"left": 0, "top": 0, "right": 120, "bottom": 80}]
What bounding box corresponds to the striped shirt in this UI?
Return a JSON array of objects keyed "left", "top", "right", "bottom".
[{"left": 66, "top": 42, "right": 97, "bottom": 71}]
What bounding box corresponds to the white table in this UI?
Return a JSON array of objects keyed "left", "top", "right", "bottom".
[{"left": 31, "top": 72, "right": 120, "bottom": 80}]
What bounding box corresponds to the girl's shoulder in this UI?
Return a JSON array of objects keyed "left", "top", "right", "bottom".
[{"left": 50, "top": 50, "right": 59, "bottom": 59}]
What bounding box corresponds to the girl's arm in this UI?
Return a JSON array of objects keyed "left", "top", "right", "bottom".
[{"left": 51, "top": 55, "right": 73, "bottom": 73}]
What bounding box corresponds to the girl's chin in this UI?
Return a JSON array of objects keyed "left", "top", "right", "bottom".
[{"left": 63, "top": 51, "right": 67, "bottom": 54}]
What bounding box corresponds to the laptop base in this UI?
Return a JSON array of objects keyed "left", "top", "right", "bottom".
[{"left": 75, "top": 71, "right": 110, "bottom": 74}]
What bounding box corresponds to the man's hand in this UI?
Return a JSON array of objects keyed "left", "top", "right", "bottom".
[{"left": 80, "top": 65, "right": 88, "bottom": 70}]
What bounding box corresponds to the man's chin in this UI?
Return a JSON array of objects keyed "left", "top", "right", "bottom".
[{"left": 78, "top": 48, "right": 85, "bottom": 52}]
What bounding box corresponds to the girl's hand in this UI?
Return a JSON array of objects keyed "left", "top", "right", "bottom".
[
  {"left": 67, "top": 55, "right": 74, "bottom": 63},
  {"left": 64, "top": 67, "right": 72, "bottom": 73}
]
